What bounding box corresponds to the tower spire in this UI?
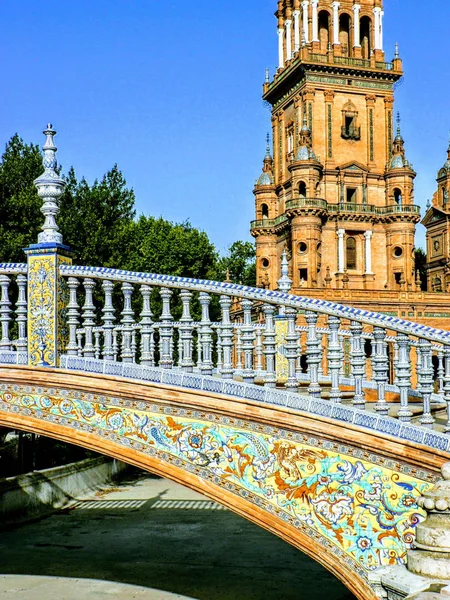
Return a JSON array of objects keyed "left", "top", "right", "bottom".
[{"left": 256, "top": 134, "right": 274, "bottom": 186}]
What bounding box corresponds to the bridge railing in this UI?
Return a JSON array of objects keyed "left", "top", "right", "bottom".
[
  {"left": 56, "top": 265, "right": 450, "bottom": 433},
  {"left": 0, "top": 264, "right": 28, "bottom": 361}
]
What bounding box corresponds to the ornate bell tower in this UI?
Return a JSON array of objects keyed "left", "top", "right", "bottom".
[{"left": 251, "top": 0, "right": 420, "bottom": 293}]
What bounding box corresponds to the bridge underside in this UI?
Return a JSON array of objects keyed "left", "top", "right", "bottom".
[{"left": 0, "top": 366, "right": 447, "bottom": 600}]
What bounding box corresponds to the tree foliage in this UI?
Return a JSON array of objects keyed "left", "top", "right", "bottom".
[
  {"left": 0, "top": 133, "right": 256, "bottom": 292},
  {"left": 0, "top": 135, "right": 43, "bottom": 261},
  {"left": 122, "top": 216, "right": 219, "bottom": 279},
  {"left": 59, "top": 165, "right": 135, "bottom": 267},
  {"left": 218, "top": 240, "right": 256, "bottom": 287},
  {"left": 415, "top": 247, "right": 427, "bottom": 291}
]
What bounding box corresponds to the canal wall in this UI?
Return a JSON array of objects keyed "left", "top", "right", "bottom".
[{"left": 0, "top": 457, "right": 129, "bottom": 524}]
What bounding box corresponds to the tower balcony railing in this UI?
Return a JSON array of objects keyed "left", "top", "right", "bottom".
[
  {"left": 328, "top": 202, "right": 376, "bottom": 215},
  {"left": 250, "top": 214, "right": 289, "bottom": 230},
  {"left": 333, "top": 55, "right": 371, "bottom": 68},
  {"left": 380, "top": 204, "right": 421, "bottom": 216},
  {"left": 285, "top": 197, "right": 328, "bottom": 211},
  {"left": 252, "top": 203, "right": 421, "bottom": 228},
  {"left": 284, "top": 201, "right": 421, "bottom": 217}
]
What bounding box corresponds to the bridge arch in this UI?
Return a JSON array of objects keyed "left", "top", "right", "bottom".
[{"left": 0, "top": 366, "right": 445, "bottom": 600}]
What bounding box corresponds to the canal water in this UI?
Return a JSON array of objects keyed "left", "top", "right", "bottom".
[{"left": 0, "top": 470, "right": 355, "bottom": 599}]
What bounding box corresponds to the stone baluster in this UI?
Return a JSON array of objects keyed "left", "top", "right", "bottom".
[
  {"left": 372, "top": 327, "right": 388, "bottom": 415},
  {"left": 396, "top": 333, "right": 412, "bottom": 423},
  {"left": 94, "top": 331, "right": 101, "bottom": 359},
  {"left": 82, "top": 278, "right": 96, "bottom": 357},
  {"left": 66, "top": 278, "right": 80, "bottom": 356},
  {"left": 196, "top": 327, "right": 203, "bottom": 370},
  {"left": 306, "top": 311, "right": 321, "bottom": 398},
  {"left": 327, "top": 316, "right": 342, "bottom": 402},
  {"left": 15, "top": 274, "right": 28, "bottom": 353},
  {"left": 219, "top": 295, "right": 233, "bottom": 379},
  {"left": 241, "top": 299, "right": 255, "bottom": 384},
  {"left": 295, "top": 331, "right": 303, "bottom": 381},
  {"left": 131, "top": 327, "right": 137, "bottom": 361},
  {"left": 317, "top": 333, "right": 324, "bottom": 377},
  {"left": 418, "top": 339, "right": 434, "bottom": 428},
  {"left": 443, "top": 346, "right": 450, "bottom": 433},
  {"left": 0, "top": 275, "right": 12, "bottom": 351},
  {"left": 392, "top": 340, "right": 399, "bottom": 385},
  {"left": 349, "top": 321, "right": 365, "bottom": 407},
  {"left": 76, "top": 331, "right": 83, "bottom": 356},
  {"left": 121, "top": 282, "right": 135, "bottom": 363},
  {"left": 415, "top": 341, "right": 422, "bottom": 374},
  {"left": 199, "top": 293, "right": 213, "bottom": 376},
  {"left": 112, "top": 329, "right": 119, "bottom": 362},
  {"left": 140, "top": 285, "right": 154, "bottom": 366},
  {"left": 284, "top": 307, "right": 299, "bottom": 393},
  {"left": 216, "top": 327, "right": 223, "bottom": 373},
  {"left": 179, "top": 290, "right": 194, "bottom": 372},
  {"left": 339, "top": 335, "right": 345, "bottom": 376},
  {"left": 255, "top": 328, "right": 263, "bottom": 375},
  {"left": 262, "top": 304, "right": 276, "bottom": 388},
  {"left": 159, "top": 287, "right": 174, "bottom": 369},
  {"left": 102, "top": 280, "right": 115, "bottom": 361},
  {"left": 235, "top": 328, "right": 243, "bottom": 374},
  {"left": 438, "top": 348, "right": 445, "bottom": 394},
  {"left": 176, "top": 327, "right": 182, "bottom": 367},
  {"left": 149, "top": 329, "right": 156, "bottom": 367}
]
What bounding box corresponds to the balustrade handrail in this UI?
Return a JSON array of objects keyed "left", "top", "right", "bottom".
[
  {"left": 60, "top": 265, "right": 450, "bottom": 345},
  {"left": 0, "top": 263, "right": 27, "bottom": 275},
  {"left": 285, "top": 197, "right": 328, "bottom": 211}
]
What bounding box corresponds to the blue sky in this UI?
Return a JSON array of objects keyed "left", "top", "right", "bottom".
[{"left": 1, "top": 0, "right": 449, "bottom": 252}]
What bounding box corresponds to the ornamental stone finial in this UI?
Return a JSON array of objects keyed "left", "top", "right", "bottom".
[
  {"left": 277, "top": 250, "right": 292, "bottom": 294},
  {"left": 34, "top": 124, "right": 65, "bottom": 245},
  {"left": 407, "top": 462, "right": 450, "bottom": 581}
]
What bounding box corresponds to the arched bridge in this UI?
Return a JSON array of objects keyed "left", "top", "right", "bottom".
[{"left": 0, "top": 126, "right": 449, "bottom": 599}]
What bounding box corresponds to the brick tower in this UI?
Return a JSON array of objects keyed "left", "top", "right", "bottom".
[{"left": 251, "top": 0, "right": 420, "bottom": 294}]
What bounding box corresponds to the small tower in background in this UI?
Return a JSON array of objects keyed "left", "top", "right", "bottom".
[{"left": 422, "top": 138, "right": 450, "bottom": 292}]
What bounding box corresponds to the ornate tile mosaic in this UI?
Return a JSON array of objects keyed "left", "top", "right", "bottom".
[{"left": 0, "top": 384, "right": 434, "bottom": 582}]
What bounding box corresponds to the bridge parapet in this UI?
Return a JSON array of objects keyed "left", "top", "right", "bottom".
[{"left": 0, "top": 125, "right": 450, "bottom": 441}]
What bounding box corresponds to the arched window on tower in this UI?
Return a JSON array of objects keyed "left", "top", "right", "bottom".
[
  {"left": 339, "top": 13, "right": 351, "bottom": 57},
  {"left": 360, "top": 16, "right": 372, "bottom": 59},
  {"left": 261, "top": 203, "right": 269, "bottom": 219},
  {"left": 346, "top": 237, "right": 357, "bottom": 270},
  {"left": 299, "top": 181, "right": 307, "bottom": 199},
  {"left": 394, "top": 189, "right": 403, "bottom": 205},
  {"left": 318, "top": 11, "right": 330, "bottom": 53}
]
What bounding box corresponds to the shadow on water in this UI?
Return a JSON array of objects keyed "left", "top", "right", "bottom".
[{"left": 0, "top": 471, "right": 356, "bottom": 600}]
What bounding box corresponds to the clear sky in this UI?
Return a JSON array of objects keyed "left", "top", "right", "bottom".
[{"left": 1, "top": 0, "right": 449, "bottom": 252}]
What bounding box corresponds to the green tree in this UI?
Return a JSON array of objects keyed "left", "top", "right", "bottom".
[
  {"left": 0, "top": 135, "right": 43, "bottom": 261},
  {"left": 218, "top": 240, "right": 256, "bottom": 287},
  {"left": 59, "top": 165, "right": 136, "bottom": 267},
  {"left": 415, "top": 247, "right": 427, "bottom": 291},
  {"left": 122, "top": 216, "right": 218, "bottom": 279}
]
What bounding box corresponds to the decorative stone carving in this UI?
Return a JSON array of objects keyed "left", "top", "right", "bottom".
[{"left": 408, "top": 463, "right": 450, "bottom": 581}]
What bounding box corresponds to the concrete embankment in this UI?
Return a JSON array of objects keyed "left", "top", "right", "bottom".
[{"left": 0, "top": 457, "right": 128, "bottom": 524}]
